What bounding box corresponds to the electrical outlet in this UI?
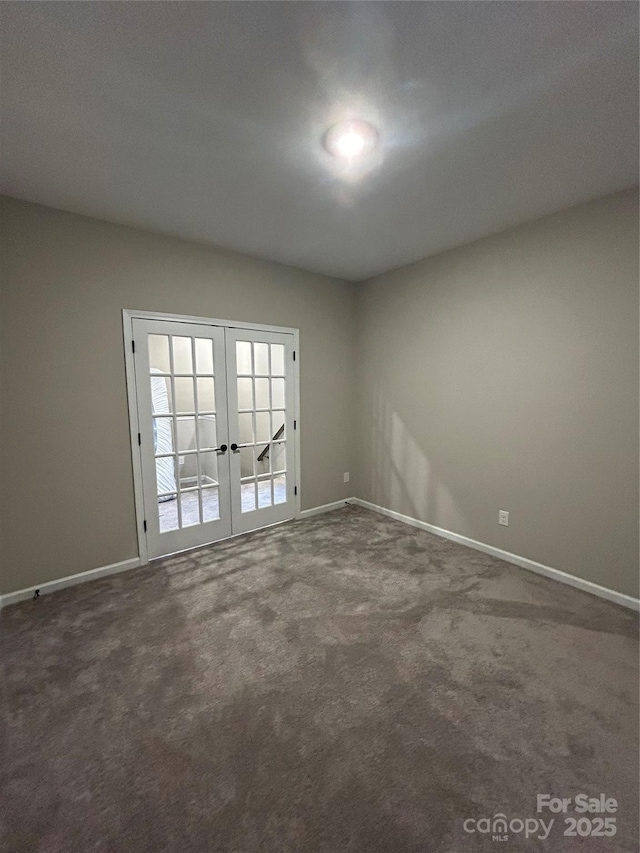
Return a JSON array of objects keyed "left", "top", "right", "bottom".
[
  {"left": 499, "top": 510, "right": 509, "bottom": 526},
  {"left": 343, "top": 472, "right": 350, "bottom": 483}
]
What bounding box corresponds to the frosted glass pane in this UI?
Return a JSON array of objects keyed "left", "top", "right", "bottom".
[
  {"left": 270, "top": 344, "right": 284, "bottom": 375},
  {"left": 174, "top": 377, "right": 195, "bottom": 413},
  {"left": 148, "top": 335, "right": 170, "bottom": 373},
  {"left": 239, "top": 412, "right": 254, "bottom": 444},
  {"left": 254, "top": 343, "right": 269, "bottom": 375},
  {"left": 172, "top": 337, "right": 193, "bottom": 373},
  {"left": 197, "top": 415, "right": 217, "bottom": 450},
  {"left": 177, "top": 417, "right": 196, "bottom": 453},
  {"left": 195, "top": 338, "right": 214, "bottom": 374},
  {"left": 272, "top": 378, "right": 285, "bottom": 409},
  {"left": 202, "top": 487, "right": 220, "bottom": 522},
  {"left": 255, "top": 378, "right": 269, "bottom": 409},
  {"left": 197, "top": 377, "right": 215, "bottom": 412},
  {"left": 236, "top": 341, "right": 252, "bottom": 374},
  {"left": 237, "top": 377, "right": 253, "bottom": 410},
  {"left": 255, "top": 411, "right": 270, "bottom": 443}
]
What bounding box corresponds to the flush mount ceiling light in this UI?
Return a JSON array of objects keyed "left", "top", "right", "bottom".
[{"left": 323, "top": 119, "right": 379, "bottom": 159}]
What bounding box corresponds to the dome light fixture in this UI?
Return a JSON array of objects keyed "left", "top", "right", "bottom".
[{"left": 323, "top": 119, "right": 378, "bottom": 160}]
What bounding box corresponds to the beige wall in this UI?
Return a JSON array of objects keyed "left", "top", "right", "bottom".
[
  {"left": 355, "top": 188, "right": 639, "bottom": 598},
  {"left": 0, "top": 197, "right": 356, "bottom": 594},
  {"left": 2, "top": 189, "right": 638, "bottom": 600}
]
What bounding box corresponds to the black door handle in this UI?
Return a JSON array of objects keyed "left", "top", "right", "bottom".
[
  {"left": 230, "top": 443, "right": 239, "bottom": 452},
  {"left": 215, "top": 444, "right": 228, "bottom": 453}
]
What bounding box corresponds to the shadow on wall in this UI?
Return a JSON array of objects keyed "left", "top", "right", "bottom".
[{"left": 369, "top": 386, "right": 469, "bottom": 536}]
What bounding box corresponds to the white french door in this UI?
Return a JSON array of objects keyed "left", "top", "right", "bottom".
[
  {"left": 129, "top": 315, "right": 297, "bottom": 560},
  {"left": 226, "top": 327, "right": 296, "bottom": 535}
]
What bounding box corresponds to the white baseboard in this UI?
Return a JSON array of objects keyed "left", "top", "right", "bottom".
[
  {"left": 4, "top": 500, "right": 637, "bottom": 614},
  {"left": 298, "top": 498, "right": 355, "bottom": 520},
  {"left": 0, "top": 501, "right": 353, "bottom": 608},
  {"left": 0, "top": 557, "right": 141, "bottom": 611},
  {"left": 351, "top": 498, "right": 640, "bottom": 612}
]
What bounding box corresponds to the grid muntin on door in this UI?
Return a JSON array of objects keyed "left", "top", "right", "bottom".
[
  {"left": 148, "top": 332, "right": 222, "bottom": 531},
  {"left": 235, "top": 340, "right": 288, "bottom": 512}
]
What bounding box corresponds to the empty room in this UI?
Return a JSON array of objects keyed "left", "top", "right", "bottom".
[{"left": 1, "top": 2, "right": 638, "bottom": 851}]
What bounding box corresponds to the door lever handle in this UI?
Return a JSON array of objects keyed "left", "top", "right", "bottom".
[
  {"left": 215, "top": 444, "right": 228, "bottom": 454},
  {"left": 230, "top": 443, "right": 240, "bottom": 453}
]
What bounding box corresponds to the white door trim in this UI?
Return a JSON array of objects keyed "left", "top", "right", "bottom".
[{"left": 122, "top": 310, "right": 301, "bottom": 565}]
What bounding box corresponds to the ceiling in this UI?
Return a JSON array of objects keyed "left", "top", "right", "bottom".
[{"left": 1, "top": 2, "right": 638, "bottom": 281}]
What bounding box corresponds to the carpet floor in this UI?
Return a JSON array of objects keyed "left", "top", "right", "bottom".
[{"left": 1, "top": 505, "right": 638, "bottom": 852}]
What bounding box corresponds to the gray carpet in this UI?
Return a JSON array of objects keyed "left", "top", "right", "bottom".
[{"left": 1, "top": 506, "right": 638, "bottom": 852}]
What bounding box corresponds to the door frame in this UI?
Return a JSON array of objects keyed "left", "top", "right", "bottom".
[{"left": 122, "top": 309, "right": 301, "bottom": 565}]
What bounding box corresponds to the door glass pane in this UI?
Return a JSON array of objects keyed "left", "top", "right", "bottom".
[
  {"left": 197, "top": 415, "right": 217, "bottom": 450},
  {"left": 153, "top": 416, "right": 174, "bottom": 456},
  {"left": 257, "top": 479, "right": 272, "bottom": 508},
  {"left": 255, "top": 378, "right": 269, "bottom": 409},
  {"left": 270, "top": 344, "right": 284, "bottom": 375},
  {"left": 195, "top": 338, "right": 214, "bottom": 374},
  {"left": 255, "top": 444, "right": 269, "bottom": 475},
  {"left": 174, "top": 377, "right": 195, "bottom": 413},
  {"left": 150, "top": 373, "right": 173, "bottom": 414},
  {"left": 271, "top": 442, "right": 286, "bottom": 474},
  {"left": 149, "top": 335, "right": 171, "bottom": 373},
  {"left": 271, "top": 378, "right": 285, "bottom": 409},
  {"left": 236, "top": 341, "right": 252, "bottom": 374},
  {"left": 240, "top": 446, "right": 254, "bottom": 478},
  {"left": 173, "top": 337, "right": 193, "bottom": 373},
  {"left": 274, "top": 475, "right": 287, "bottom": 504},
  {"left": 256, "top": 444, "right": 271, "bottom": 474},
  {"left": 241, "top": 482, "right": 256, "bottom": 512},
  {"left": 254, "top": 343, "right": 269, "bottom": 375},
  {"left": 177, "top": 417, "right": 196, "bottom": 453},
  {"left": 196, "top": 377, "right": 215, "bottom": 412},
  {"left": 156, "top": 456, "right": 177, "bottom": 495},
  {"left": 238, "top": 412, "right": 254, "bottom": 444},
  {"left": 272, "top": 411, "right": 285, "bottom": 440},
  {"left": 179, "top": 490, "right": 201, "bottom": 527},
  {"left": 237, "top": 377, "right": 253, "bottom": 410},
  {"left": 202, "top": 486, "right": 220, "bottom": 522},
  {"left": 255, "top": 411, "right": 270, "bottom": 443},
  {"left": 178, "top": 452, "right": 198, "bottom": 488},
  {"left": 158, "top": 494, "right": 179, "bottom": 532},
  {"left": 199, "top": 451, "right": 219, "bottom": 486}
]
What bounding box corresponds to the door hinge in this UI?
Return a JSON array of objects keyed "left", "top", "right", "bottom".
[
  {"left": 293, "top": 350, "right": 296, "bottom": 361},
  {"left": 143, "top": 519, "right": 147, "bottom": 532},
  {"left": 294, "top": 419, "right": 297, "bottom": 430},
  {"left": 132, "top": 340, "right": 136, "bottom": 353},
  {"left": 294, "top": 486, "right": 298, "bottom": 496},
  {"left": 138, "top": 432, "right": 141, "bottom": 446}
]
